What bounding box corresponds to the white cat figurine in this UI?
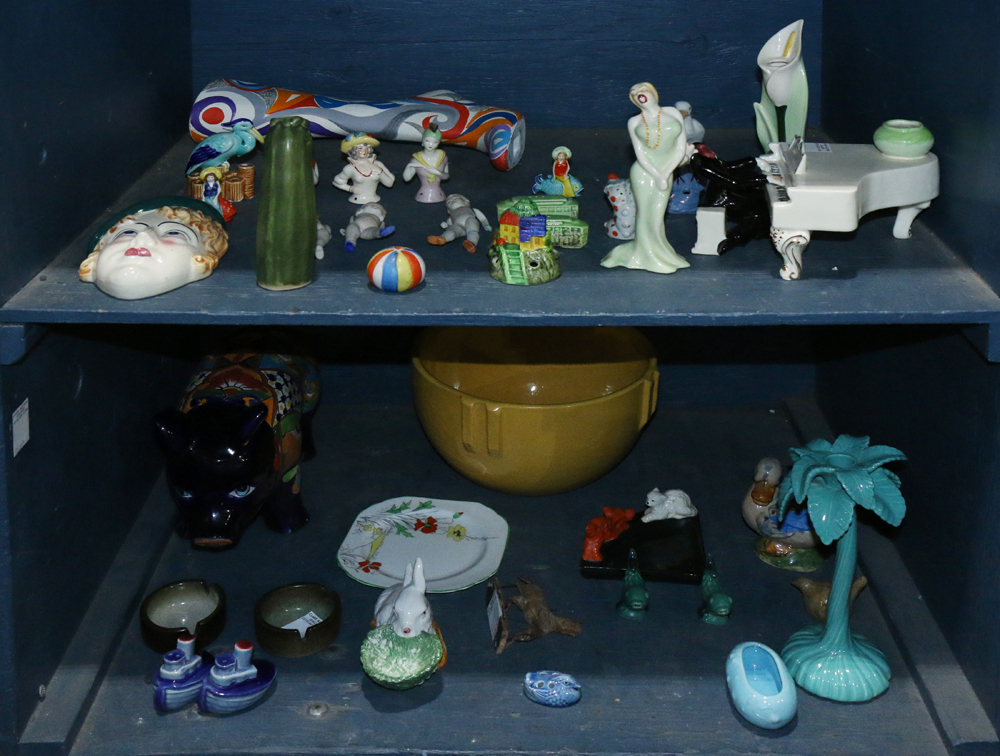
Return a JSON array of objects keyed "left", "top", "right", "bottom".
[{"left": 642, "top": 488, "right": 698, "bottom": 522}]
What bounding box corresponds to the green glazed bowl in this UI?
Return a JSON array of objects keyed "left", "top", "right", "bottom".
[{"left": 873, "top": 119, "right": 934, "bottom": 158}]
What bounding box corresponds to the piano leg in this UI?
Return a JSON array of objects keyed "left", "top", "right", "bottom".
[
  {"left": 893, "top": 201, "right": 931, "bottom": 239},
  {"left": 770, "top": 228, "right": 811, "bottom": 281}
]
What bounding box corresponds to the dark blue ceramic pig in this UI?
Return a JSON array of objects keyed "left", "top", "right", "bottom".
[{"left": 154, "top": 349, "right": 320, "bottom": 549}]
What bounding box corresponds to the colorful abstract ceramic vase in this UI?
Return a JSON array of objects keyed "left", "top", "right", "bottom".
[
  {"left": 726, "top": 642, "right": 797, "bottom": 729},
  {"left": 197, "top": 641, "right": 276, "bottom": 715},
  {"left": 256, "top": 116, "right": 317, "bottom": 290},
  {"left": 153, "top": 345, "right": 321, "bottom": 549},
  {"left": 523, "top": 671, "right": 581, "bottom": 707},
  {"left": 778, "top": 435, "right": 907, "bottom": 702},
  {"left": 153, "top": 636, "right": 213, "bottom": 713},
  {"left": 873, "top": 119, "right": 934, "bottom": 158},
  {"left": 190, "top": 80, "right": 526, "bottom": 171}
]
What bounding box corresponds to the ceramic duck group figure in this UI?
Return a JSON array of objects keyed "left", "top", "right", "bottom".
[{"left": 741, "top": 457, "right": 821, "bottom": 571}]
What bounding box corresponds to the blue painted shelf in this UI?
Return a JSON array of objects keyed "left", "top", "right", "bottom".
[
  {"left": 23, "top": 392, "right": 992, "bottom": 756},
  {"left": 4, "top": 130, "right": 998, "bottom": 330}
]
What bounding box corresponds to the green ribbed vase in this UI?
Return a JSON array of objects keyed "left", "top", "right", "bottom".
[{"left": 256, "top": 116, "right": 316, "bottom": 290}]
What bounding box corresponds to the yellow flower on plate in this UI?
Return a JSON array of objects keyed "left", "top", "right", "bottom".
[{"left": 446, "top": 524, "right": 467, "bottom": 541}]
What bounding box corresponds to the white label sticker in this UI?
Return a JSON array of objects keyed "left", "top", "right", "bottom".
[
  {"left": 487, "top": 589, "right": 502, "bottom": 640},
  {"left": 805, "top": 142, "right": 832, "bottom": 152},
  {"left": 12, "top": 398, "right": 29, "bottom": 457},
  {"left": 281, "top": 611, "right": 324, "bottom": 638}
]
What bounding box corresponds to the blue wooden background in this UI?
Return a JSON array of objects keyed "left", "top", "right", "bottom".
[{"left": 191, "top": 0, "right": 823, "bottom": 129}]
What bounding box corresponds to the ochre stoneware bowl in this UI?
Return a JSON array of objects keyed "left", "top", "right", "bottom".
[{"left": 412, "top": 326, "right": 658, "bottom": 495}]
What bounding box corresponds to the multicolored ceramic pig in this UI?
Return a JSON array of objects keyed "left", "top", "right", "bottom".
[{"left": 153, "top": 346, "right": 320, "bottom": 549}]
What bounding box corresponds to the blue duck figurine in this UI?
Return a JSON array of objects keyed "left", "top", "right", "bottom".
[
  {"left": 523, "top": 671, "right": 581, "bottom": 707},
  {"left": 187, "top": 119, "right": 264, "bottom": 175}
]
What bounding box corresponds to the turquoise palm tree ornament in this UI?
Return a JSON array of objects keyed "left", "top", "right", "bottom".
[{"left": 777, "top": 435, "right": 906, "bottom": 702}]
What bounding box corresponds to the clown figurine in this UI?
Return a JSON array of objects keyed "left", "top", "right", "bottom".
[
  {"left": 332, "top": 132, "right": 395, "bottom": 204},
  {"left": 402, "top": 124, "right": 450, "bottom": 203}
]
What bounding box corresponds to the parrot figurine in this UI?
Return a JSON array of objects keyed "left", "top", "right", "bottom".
[{"left": 186, "top": 119, "right": 264, "bottom": 175}]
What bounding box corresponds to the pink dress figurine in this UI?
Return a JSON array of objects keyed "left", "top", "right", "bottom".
[
  {"left": 402, "top": 125, "right": 449, "bottom": 203},
  {"left": 333, "top": 132, "right": 396, "bottom": 204}
]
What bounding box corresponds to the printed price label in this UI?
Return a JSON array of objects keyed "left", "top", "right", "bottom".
[{"left": 282, "top": 611, "right": 324, "bottom": 638}]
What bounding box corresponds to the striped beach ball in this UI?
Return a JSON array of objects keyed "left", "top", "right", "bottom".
[{"left": 367, "top": 246, "right": 426, "bottom": 292}]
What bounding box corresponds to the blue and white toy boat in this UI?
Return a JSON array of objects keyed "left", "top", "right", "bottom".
[
  {"left": 726, "top": 642, "right": 797, "bottom": 729},
  {"left": 197, "top": 640, "right": 276, "bottom": 715},
  {"left": 153, "top": 635, "right": 213, "bottom": 713}
]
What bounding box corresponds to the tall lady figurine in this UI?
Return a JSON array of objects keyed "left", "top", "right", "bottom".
[{"left": 601, "top": 83, "right": 694, "bottom": 275}]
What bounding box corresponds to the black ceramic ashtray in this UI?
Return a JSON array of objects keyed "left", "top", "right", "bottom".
[
  {"left": 254, "top": 582, "right": 342, "bottom": 658},
  {"left": 139, "top": 579, "right": 227, "bottom": 654}
]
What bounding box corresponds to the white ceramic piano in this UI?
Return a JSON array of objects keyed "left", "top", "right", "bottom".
[{"left": 759, "top": 135, "right": 939, "bottom": 280}]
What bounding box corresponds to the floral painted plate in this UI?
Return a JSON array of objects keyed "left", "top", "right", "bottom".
[{"left": 337, "top": 497, "right": 509, "bottom": 593}]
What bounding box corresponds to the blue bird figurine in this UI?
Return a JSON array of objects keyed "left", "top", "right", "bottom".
[{"left": 186, "top": 119, "right": 264, "bottom": 175}]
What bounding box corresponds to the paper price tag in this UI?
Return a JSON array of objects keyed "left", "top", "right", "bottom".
[{"left": 282, "top": 611, "right": 324, "bottom": 638}]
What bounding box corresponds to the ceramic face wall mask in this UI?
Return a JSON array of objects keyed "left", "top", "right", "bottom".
[{"left": 79, "top": 198, "right": 228, "bottom": 299}]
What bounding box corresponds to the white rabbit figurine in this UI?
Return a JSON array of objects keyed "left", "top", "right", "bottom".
[{"left": 374, "top": 557, "right": 434, "bottom": 637}]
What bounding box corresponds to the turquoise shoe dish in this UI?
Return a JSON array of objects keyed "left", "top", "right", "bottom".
[{"left": 726, "top": 642, "right": 797, "bottom": 729}]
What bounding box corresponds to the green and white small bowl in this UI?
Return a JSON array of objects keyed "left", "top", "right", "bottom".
[
  {"left": 873, "top": 119, "right": 934, "bottom": 158},
  {"left": 360, "top": 625, "right": 443, "bottom": 690}
]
